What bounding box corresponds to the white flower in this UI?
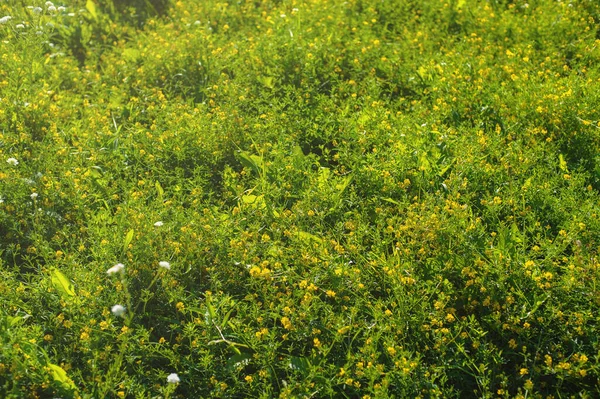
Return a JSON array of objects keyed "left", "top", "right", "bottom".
[
  {"left": 58, "top": 6, "right": 66, "bottom": 12},
  {"left": 6, "top": 157, "right": 18, "bottom": 166},
  {"left": 48, "top": 6, "right": 56, "bottom": 12},
  {"left": 159, "top": 261, "right": 171, "bottom": 270},
  {"left": 107, "top": 263, "right": 125, "bottom": 275},
  {"left": 0, "top": 16, "right": 12, "bottom": 24},
  {"left": 32, "top": 7, "right": 43, "bottom": 14},
  {"left": 30, "top": 193, "right": 38, "bottom": 200},
  {"left": 111, "top": 304, "right": 126, "bottom": 317},
  {"left": 15, "top": 24, "right": 25, "bottom": 29},
  {"left": 166, "top": 373, "right": 180, "bottom": 384},
  {"left": 154, "top": 221, "right": 164, "bottom": 227},
  {"left": 45, "top": 1, "right": 54, "bottom": 7}
]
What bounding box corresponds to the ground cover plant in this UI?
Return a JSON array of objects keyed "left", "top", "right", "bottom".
[{"left": 1, "top": 0, "right": 600, "bottom": 397}]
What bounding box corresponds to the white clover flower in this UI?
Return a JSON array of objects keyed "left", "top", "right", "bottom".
[
  {"left": 30, "top": 192, "right": 38, "bottom": 200},
  {"left": 159, "top": 261, "right": 171, "bottom": 270},
  {"left": 107, "top": 263, "right": 125, "bottom": 275},
  {"left": 154, "top": 221, "right": 164, "bottom": 227},
  {"left": 111, "top": 304, "right": 126, "bottom": 317},
  {"left": 6, "top": 157, "right": 18, "bottom": 166},
  {"left": 166, "top": 373, "right": 180, "bottom": 384}
]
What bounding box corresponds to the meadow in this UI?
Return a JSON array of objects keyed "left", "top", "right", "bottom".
[{"left": 1, "top": 0, "right": 600, "bottom": 397}]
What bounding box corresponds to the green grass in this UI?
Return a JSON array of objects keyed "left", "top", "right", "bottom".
[{"left": 1, "top": 0, "right": 600, "bottom": 397}]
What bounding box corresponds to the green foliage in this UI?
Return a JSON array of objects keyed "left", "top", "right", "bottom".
[{"left": 1, "top": 0, "right": 600, "bottom": 397}]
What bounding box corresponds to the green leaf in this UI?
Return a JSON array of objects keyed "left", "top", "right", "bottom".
[
  {"left": 226, "top": 352, "right": 252, "bottom": 371},
  {"left": 50, "top": 268, "right": 75, "bottom": 297},
  {"left": 238, "top": 152, "right": 263, "bottom": 176},
  {"left": 333, "top": 174, "right": 353, "bottom": 201},
  {"left": 317, "top": 167, "right": 331, "bottom": 190},
  {"left": 381, "top": 197, "right": 401, "bottom": 206},
  {"left": 123, "top": 229, "right": 134, "bottom": 254},
  {"left": 48, "top": 363, "right": 76, "bottom": 390},
  {"left": 205, "top": 295, "right": 216, "bottom": 325},
  {"left": 559, "top": 153, "right": 568, "bottom": 172},
  {"left": 85, "top": 0, "right": 98, "bottom": 19},
  {"left": 438, "top": 159, "right": 455, "bottom": 177},
  {"left": 288, "top": 356, "right": 311, "bottom": 375},
  {"left": 297, "top": 231, "right": 323, "bottom": 244},
  {"left": 155, "top": 181, "right": 164, "bottom": 199}
]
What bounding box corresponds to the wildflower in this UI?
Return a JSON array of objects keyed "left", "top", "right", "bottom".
[
  {"left": 15, "top": 24, "right": 24, "bottom": 29},
  {"left": 57, "top": 6, "right": 66, "bottom": 12},
  {"left": 154, "top": 221, "right": 164, "bottom": 227},
  {"left": 45, "top": 1, "right": 54, "bottom": 7},
  {"left": 32, "top": 7, "right": 43, "bottom": 14},
  {"left": 281, "top": 316, "right": 292, "bottom": 330},
  {"left": 159, "top": 261, "right": 171, "bottom": 270},
  {"left": 107, "top": 263, "right": 125, "bottom": 275},
  {"left": 166, "top": 373, "right": 180, "bottom": 384},
  {"left": 6, "top": 157, "right": 18, "bottom": 166},
  {"left": 48, "top": 6, "right": 56, "bottom": 12},
  {"left": 30, "top": 193, "right": 38, "bottom": 200},
  {"left": 111, "top": 304, "right": 126, "bottom": 317}
]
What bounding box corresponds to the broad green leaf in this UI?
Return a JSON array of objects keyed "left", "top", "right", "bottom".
[
  {"left": 241, "top": 194, "right": 259, "bottom": 204},
  {"left": 298, "top": 231, "right": 323, "bottom": 244},
  {"left": 438, "top": 159, "right": 455, "bottom": 177},
  {"left": 226, "top": 352, "right": 252, "bottom": 370},
  {"left": 258, "top": 76, "right": 275, "bottom": 89},
  {"left": 418, "top": 152, "right": 431, "bottom": 171},
  {"left": 559, "top": 154, "right": 568, "bottom": 172},
  {"left": 333, "top": 175, "right": 353, "bottom": 201},
  {"left": 510, "top": 222, "right": 523, "bottom": 243},
  {"left": 381, "top": 197, "right": 401, "bottom": 206},
  {"left": 241, "top": 194, "right": 267, "bottom": 210},
  {"left": 123, "top": 229, "right": 134, "bottom": 254},
  {"left": 238, "top": 152, "right": 263, "bottom": 175},
  {"left": 317, "top": 167, "right": 330, "bottom": 190},
  {"left": 288, "top": 356, "right": 311, "bottom": 375},
  {"left": 205, "top": 295, "right": 216, "bottom": 325},
  {"left": 155, "top": 181, "right": 164, "bottom": 199},
  {"left": 50, "top": 268, "right": 75, "bottom": 297},
  {"left": 122, "top": 48, "right": 140, "bottom": 61},
  {"left": 48, "top": 363, "right": 76, "bottom": 390},
  {"left": 7, "top": 315, "right": 22, "bottom": 327},
  {"left": 85, "top": 0, "right": 98, "bottom": 19}
]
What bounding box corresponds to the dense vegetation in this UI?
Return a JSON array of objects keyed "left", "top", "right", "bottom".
[{"left": 1, "top": 0, "right": 600, "bottom": 397}]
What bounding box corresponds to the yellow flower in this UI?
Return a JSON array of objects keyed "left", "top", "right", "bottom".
[{"left": 281, "top": 317, "right": 292, "bottom": 330}]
